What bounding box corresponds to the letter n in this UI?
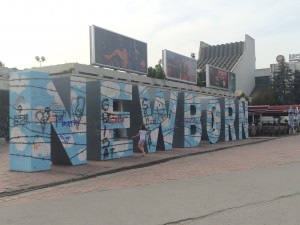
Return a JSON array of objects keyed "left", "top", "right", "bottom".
[
  {"left": 238, "top": 97, "right": 248, "bottom": 139},
  {"left": 9, "top": 71, "right": 87, "bottom": 172},
  {"left": 224, "top": 97, "right": 236, "bottom": 141}
]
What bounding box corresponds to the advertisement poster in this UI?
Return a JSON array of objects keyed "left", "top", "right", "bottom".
[
  {"left": 206, "top": 65, "right": 229, "bottom": 90},
  {"left": 90, "top": 25, "right": 148, "bottom": 74},
  {"left": 163, "top": 49, "right": 197, "bottom": 84}
]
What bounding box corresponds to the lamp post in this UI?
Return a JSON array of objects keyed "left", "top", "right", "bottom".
[{"left": 35, "top": 56, "right": 46, "bottom": 67}]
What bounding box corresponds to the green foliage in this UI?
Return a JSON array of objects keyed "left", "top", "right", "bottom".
[
  {"left": 236, "top": 92, "right": 249, "bottom": 102},
  {"left": 272, "top": 61, "right": 294, "bottom": 105},
  {"left": 196, "top": 71, "right": 205, "bottom": 87},
  {"left": 147, "top": 64, "right": 165, "bottom": 79},
  {"left": 62, "top": 67, "right": 74, "bottom": 74},
  {"left": 251, "top": 87, "right": 274, "bottom": 105},
  {"left": 155, "top": 63, "right": 165, "bottom": 79},
  {"left": 147, "top": 67, "right": 156, "bottom": 78}
]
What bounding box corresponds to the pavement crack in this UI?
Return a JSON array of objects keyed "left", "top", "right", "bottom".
[{"left": 164, "top": 191, "right": 300, "bottom": 225}]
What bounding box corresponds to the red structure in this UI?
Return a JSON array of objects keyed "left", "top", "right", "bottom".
[
  {"left": 248, "top": 105, "right": 300, "bottom": 136},
  {"left": 249, "top": 105, "right": 300, "bottom": 116}
]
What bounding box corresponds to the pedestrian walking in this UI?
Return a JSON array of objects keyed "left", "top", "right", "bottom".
[{"left": 132, "top": 124, "right": 147, "bottom": 156}]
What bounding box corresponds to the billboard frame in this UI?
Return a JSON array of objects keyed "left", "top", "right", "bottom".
[
  {"left": 162, "top": 49, "right": 197, "bottom": 85},
  {"left": 90, "top": 25, "right": 148, "bottom": 75},
  {"left": 205, "top": 64, "right": 230, "bottom": 90}
]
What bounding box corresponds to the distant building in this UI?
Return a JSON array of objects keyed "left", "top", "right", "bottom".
[
  {"left": 251, "top": 55, "right": 300, "bottom": 98},
  {"left": 270, "top": 61, "right": 300, "bottom": 73},
  {"left": 250, "top": 68, "right": 272, "bottom": 98},
  {"left": 289, "top": 53, "right": 300, "bottom": 63}
]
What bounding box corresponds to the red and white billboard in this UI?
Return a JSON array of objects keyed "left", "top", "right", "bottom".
[
  {"left": 90, "top": 25, "right": 148, "bottom": 74},
  {"left": 206, "top": 65, "right": 229, "bottom": 90},
  {"left": 162, "top": 49, "right": 197, "bottom": 84}
]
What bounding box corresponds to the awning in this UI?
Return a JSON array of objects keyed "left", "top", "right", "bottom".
[{"left": 249, "top": 105, "right": 300, "bottom": 116}]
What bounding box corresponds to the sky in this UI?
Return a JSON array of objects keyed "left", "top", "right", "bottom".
[{"left": 0, "top": 0, "right": 299, "bottom": 70}]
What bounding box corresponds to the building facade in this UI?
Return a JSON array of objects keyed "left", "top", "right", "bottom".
[{"left": 197, "top": 34, "right": 256, "bottom": 96}]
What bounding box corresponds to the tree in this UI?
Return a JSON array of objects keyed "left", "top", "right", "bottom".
[
  {"left": 154, "top": 63, "right": 165, "bottom": 79},
  {"left": 147, "top": 66, "right": 156, "bottom": 78},
  {"left": 147, "top": 63, "right": 165, "bottom": 79},
  {"left": 196, "top": 70, "right": 205, "bottom": 87},
  {"left": 236, "top": 92, "right": 249, "bottom": 102},
  {"left": 272, "top": 58, "right": 295, "bottom": 105}
]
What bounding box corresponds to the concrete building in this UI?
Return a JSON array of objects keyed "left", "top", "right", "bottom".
[
  {"left": 197, "top": 34, "right": 256, "bottom": 96},
  {"left": 251, "top": 54, "right": 300, "bottom": 97},
  {"left": 270, "top": 60, "right": 300, "bottom": 74},
  {"left": 250, "top": 68, "right": 272, "bottom": 97}
]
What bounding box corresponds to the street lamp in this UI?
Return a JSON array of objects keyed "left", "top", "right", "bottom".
[{"left": 35, "top": 56, "right": 46, "bottom": 67}]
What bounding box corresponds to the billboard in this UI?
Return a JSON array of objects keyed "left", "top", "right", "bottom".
[
  {"left": 206, "top": 65, "right": 229, "bottom": 90},
  {"left": 90, "top": 25, "right": 148, "bottom": 74},
  {"left": 162, "top": 49, "right": 197, "bottom": 84}
]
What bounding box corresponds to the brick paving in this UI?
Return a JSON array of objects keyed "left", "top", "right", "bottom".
[{"left": 0, "top": 135, "right": 299, "bottom": 204}]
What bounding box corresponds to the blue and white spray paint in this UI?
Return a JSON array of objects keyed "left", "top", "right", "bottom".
[
  {"left": 184, "top": 92, "right": 202, "bottom": 147},
  {"left": 138, "top": 86, "right": 178, "bottom": 152},
  {"left": 224, "top": 97, "right": 236, "bottom": 141},
  {"left": 206, "top": 97, "right": 221, "bottom": 144},
  {"left": 100, "top": 80, "right": 133, "bottom": 160},
  {"left": 9, "top": 71, "right": 86, "bottom": 172},
  {"left": 239, "top": 98, "right": 248, "bottom": 139},
  {"left": 7, "top": 70, "right": 248, "bottom": 172}
]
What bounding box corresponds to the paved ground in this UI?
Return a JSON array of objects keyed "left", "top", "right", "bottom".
[
  {"left": 0, "top": 135, "right": 297, "bottom": 198},
  {"left": 0, "top": 134, "right": 300, "bottom": 224}
]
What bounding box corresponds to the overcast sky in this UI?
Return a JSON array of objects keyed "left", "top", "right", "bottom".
[{"left": 0, "top": 0, "right": 299, "bottom": 70}]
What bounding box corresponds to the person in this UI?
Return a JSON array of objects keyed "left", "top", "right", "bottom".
[
  {"left": 132, "top": 124, "right": 147, "bottom": 156},
  {"left": 103, "top": 36, "right": 129, "bottom": 69}
]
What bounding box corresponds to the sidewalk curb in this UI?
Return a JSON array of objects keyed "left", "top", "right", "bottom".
[{"left": 0, "top": 138, "right": 275, "bottom": 198}]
